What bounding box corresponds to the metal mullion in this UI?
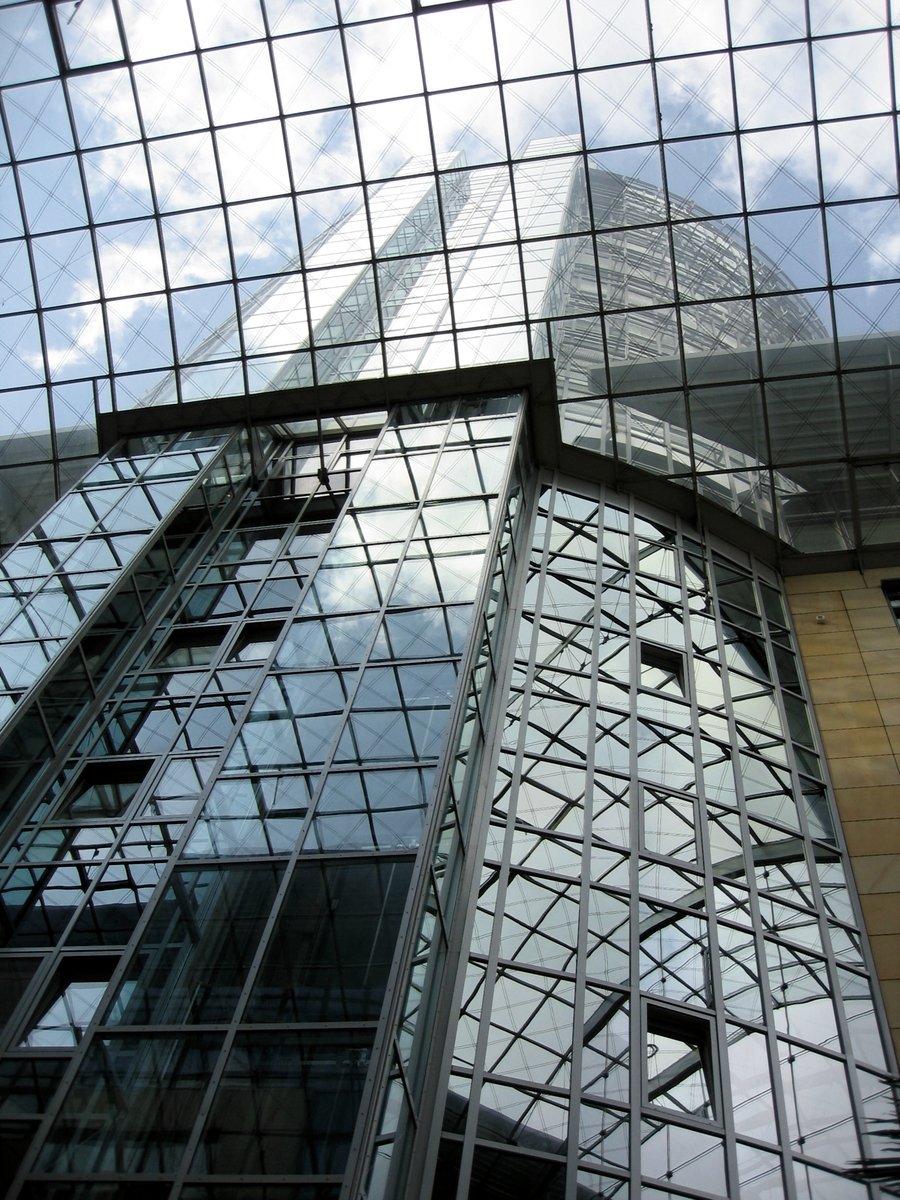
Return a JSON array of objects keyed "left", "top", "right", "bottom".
[
  {"left": 484, "top": 0, "right": 532, "bottom": 366},
  {"left": 177, "top": 2, "right": 249, "bottom": 404},
  {"left": 333, "top": 1, "right": 392, "bottom": 382},
  {"left": 800, "top": 0, "right": 863, "bottom": 558},
  {"left": 704, "top": 541, "right": 799, "bottom": 1199},
  {"left": 314, "top": 236, "right": 441, "bottom": 272},
  {"left": 390, "top": 494, "right": 520, "bottom": 1195},
  {"left": 393, "top": 665, "right": 426, "bottom": 774},
  {"left": 220, "top": 1018, "right": 380, "bottom": 1032},
  {"left": 560, "top": 466, "right": 605, "bottom": 1200},
  {"left": 564, "top": 0, "right": 643, "bottom": 474},
  {"left": 598, "top": 119, "right": 817, "bottom": 164},
  {"left": 362, "top": 770, "right": 381, "bottom": 851},
  {"left": 104, "top": 0, "right": 131, "bottom": 72},
  {"left": 733, "top": 188, "right": 899, "bottom": 218},
  {"left": 255, "top": 0, "right": 322, "bottom": 392},
  {"left": 164, "top": 1003, "right": 242, "bottom": 1192},
  {"left": 480, "top": 1069, "right": 571, "bottom": 1106},
  {"left": 411, "top": 0, "right": 510, "bottom": 12},
  {"left": 882, "top": 0, "right": 900, "bottom": 263},
  {"left": 455, "top": 51, "right": 571, "bottom": 102},
  {"left": 628, "top": 499, "right": 724, "bottom": 1190},
  {"left": 176, "top": 1175, "right": 344, "bottom": 1190},
  {"left": 89, "top": 18, "right": 182, "bottom": 412},
  {"left": 431, "top": 305, "right": 528, "bottom": 343},
  {"left": 642, "top": 0, "right": 702, "bottom": 532},
  {"left": 270, "top": 95, "right": 352, "bottom": 127},
  {"left": 108, "top": 864, "right": 196, "bottom": 1027},
  {"left": 451, "top": 470, "right": 558, "bottom": 1200},
  {"left": 464, "top": 951, "right": 580, "bottom": 995},
  {"left": 0, "top": 87, "right": 67, "bottom": 504},
  {"left": 409, "top": 6, "right": 463, "bottom": 372},
  {"left": 81, "top": 184, "right": 227, "bottom": 231},
  {"left": 721, "top": 0, "right": 798, "bottom": 565},
  {"left": 295, "top": 149, "right": 440, "bottom": 197},
  {"left": 26, "top": 1174, "right": 176, "bottom": 1187},
  {"left": 152, "top": 27, "right": 269, "bottom": 55},
  {"left": 656, "top": 23, "right": 887, "bottom": 62},
  {"left": 160, "top": 849, "right": 291, "bottom": 872},
  {"left": 626, "top": 491, "right": 648, "bottom": 1200},
  {"left": 672, "top": 512, "right": 741, "bottom": 1193}
]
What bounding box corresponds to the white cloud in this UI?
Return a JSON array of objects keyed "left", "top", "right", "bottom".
[{"left": 12, "top": 0, "right": 899, "bottom": 385}]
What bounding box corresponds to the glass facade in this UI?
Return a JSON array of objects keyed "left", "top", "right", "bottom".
[
  {"left": 0, "top": 1, "right": 898, "bottom": 1198},
  {"left": 0, "top": 390, "right": 895, "bottom": 1198},
  {"left": 386, "top": 481, "right": 895, "bottom": 1199},
  {"left": 0, "top": 0, "right": 897, "bottom": 561},
  {"left": 0, "top": 391, "right": 536, "bottom": 1196}
]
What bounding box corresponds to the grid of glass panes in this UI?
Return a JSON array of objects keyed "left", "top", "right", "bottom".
[
  {"left": 363, "top": 429, "right": 532, "bottom": 1200},
  {"left": 0, "top": 429, "right": 242, "bottom": 723},
  {"left": 0, "top": 0, "right": 897, "bottom": 556},
  {"left": 0, "top": 427, "right": 253, "bottom": 850},
  {"left": 410, "top": 478, "right": 895, "bottom": 1200},
  {"left": 0, "top": 393, "right": 522, "bottom": 1196},
  {"left": 0, "top": 424, "right": 350, "bottom": 1193}
]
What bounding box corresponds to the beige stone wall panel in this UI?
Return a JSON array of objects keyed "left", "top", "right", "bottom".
[{"left": 788, "top": 565, "right": 900, "bottom": 1059}]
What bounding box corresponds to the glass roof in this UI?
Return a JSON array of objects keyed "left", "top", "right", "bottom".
[{"left": 0, "top": 0, "right": 898, "bottom": 558}]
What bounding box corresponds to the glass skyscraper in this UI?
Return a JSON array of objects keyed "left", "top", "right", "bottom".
[{"left": 0, "top": 1, "right": 898, "bottom": 1198}]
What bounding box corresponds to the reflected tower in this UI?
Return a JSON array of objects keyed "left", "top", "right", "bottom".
[{"left": 0, "top": 148, "right": 896, "bottom": 1200}]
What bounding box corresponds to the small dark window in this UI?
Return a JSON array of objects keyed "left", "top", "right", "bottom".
[
  {"left": 58, "top": 760, "right": 151, "bottom": 819},
  {"left": 882, "top": 580, "right": 900, "bottom": 631},
  {"left": 228, "top": 622, "right": 283, "bottom": 663},
  {"left": 153, "top": 627, "right": 227, "bottom": 668},
  {"left": 18, "top": 957, "right": 116, "bottom": 1048},
  {"left": 645, "top": 1005, "right": 716, "bottom": 1121},
  {"left": 640, "top": 643, "right": 684, "bottom": 695}
]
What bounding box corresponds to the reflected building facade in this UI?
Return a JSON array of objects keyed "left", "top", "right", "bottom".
[{"left": 0, "top": 146, "right": 897, "bottom": 1200}]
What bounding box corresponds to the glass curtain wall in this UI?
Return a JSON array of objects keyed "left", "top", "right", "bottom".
[
  {"left": 376, "top": 478, "right": 897, "bottom": 1200},
  {"left": 0, "top": 388, "right": 897, "bottom": 1199},
  {"left": 0, "top": 391, "right": 524, "bottom": 1197}
]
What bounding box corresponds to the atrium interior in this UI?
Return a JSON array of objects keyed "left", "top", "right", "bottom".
[{"left": 0, "top": 1, "right": 898, "bottom": 1198}]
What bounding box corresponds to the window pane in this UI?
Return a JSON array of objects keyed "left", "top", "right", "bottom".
[
  {"left": 107, "top": 863, "right": 284, "bottom": 1025},
  {"left": 36, "top": 1034, "right": 223, "bottom": 1174},
  {"left": 246, "top": 858, "right": 413, "bottom": 1022},
  {"left": 191, "top": 1030, "right": 373, "bottom": 1175}
]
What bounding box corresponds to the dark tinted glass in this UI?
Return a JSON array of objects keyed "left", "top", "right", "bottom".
[
  {"left": 246, "top": 857, "right": 413, "bottom": 1022},
  {"left": 36, "top": 1034, "right": 223, "bottom": 1174},
  {"left": 107, "top": 863, "right": 284, "bottom": 1025},
  {"left": 192, "top": 1030, "right": 373, "bottom": 1175}
]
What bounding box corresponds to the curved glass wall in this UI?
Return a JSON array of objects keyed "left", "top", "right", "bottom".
[{"left": 377, "top": 476, "right": 898, "bottom": 1200}]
